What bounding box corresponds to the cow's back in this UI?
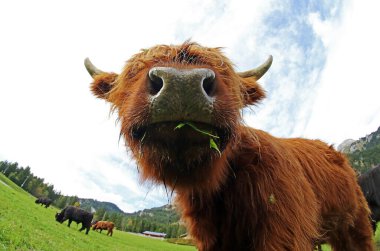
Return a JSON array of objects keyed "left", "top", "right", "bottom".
[
  {"left": 65, "top": 206, "right": 93, "bottom": 224},
  {"left": 284, "top": 137, "right": 361, "bottom": 210}
]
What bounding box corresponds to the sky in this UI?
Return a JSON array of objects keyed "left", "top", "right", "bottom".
[{"left": 1, "top": 0, "right": 379, "bottom": 213}]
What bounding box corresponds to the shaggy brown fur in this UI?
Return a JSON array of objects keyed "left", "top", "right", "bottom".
[
  {"left": 92, "top": 221, "right": 114, "bottom": 236},
  {"left": 87, "top": 42, "right": 374, "bottom": 250}
]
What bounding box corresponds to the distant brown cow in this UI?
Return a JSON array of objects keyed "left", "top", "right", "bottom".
[
  {"left": 92, "top": 221, "right": 114, "bottom": 236},
  {"left": 85, "top": 42, "right": 374, "bottom": 250}
]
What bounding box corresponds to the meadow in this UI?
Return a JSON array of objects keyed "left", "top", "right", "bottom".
[
  {"left": 0, "top": 173, "right": 195, "bottom": 251},
  {"left": 1, "top": 172, "right": 379, "bottom": 250}
]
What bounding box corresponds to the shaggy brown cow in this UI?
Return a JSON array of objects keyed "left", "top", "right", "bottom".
[
  {"left": 85, "top": 42, "right": 374, "bottom": 251},
  {"left": 92, "top": 221, "right": 115, "bottom": 236}
]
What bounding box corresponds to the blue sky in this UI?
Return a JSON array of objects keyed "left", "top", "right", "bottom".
[{"left": 1, "top": 0, "right": 379, "bottom": 212}]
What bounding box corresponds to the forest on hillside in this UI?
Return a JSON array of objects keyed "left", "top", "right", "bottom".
[{"left": 345, "top": 126, "right": 380, "bottom": 174}]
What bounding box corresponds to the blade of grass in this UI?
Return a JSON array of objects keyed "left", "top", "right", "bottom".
[
  {"left": 174, "top": 123, "right": 186, "bottom": 130},
  {"left": 174, "top": 122, "right": 219, "bottom": 139},
  {"left": 175, "top": 122, "right": 222, "bottom": 156},
  {"left": 210, "top": 138, "right": 221, "bottom": 156}
]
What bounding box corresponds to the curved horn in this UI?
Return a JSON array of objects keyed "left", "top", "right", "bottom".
[
  {"left": 237, "top": 55, "right": 273, "bottom": 80},
  {"left": 84, "top": 58, "right": 105, "bottom": 78}
]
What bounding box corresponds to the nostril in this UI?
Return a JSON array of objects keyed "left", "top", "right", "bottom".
[
  {"left": 202, "top": 75, "right": 216, "bottom": 97},
  {"left": 150, "top": 77, "right": 163, "bottom": 95},
  {"left": 148, "top": 70, "right": 164, "bottom": 95}
]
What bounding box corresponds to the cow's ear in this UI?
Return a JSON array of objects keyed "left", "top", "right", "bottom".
[
  {"left": 241, "top": 78, "right": 266, "bottom": 106},
  {"left": 237, "top": 55, "right": 272, "bottom": 106},
  {"left": 90, "top": 73, "right": 118, "bottom": 100},
  {"left": 85, "top": 58, "right": 118, "bottom": 100}
]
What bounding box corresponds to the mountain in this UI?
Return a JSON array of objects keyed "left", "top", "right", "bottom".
[
  {"left": 120, "top": 204, "right": 186, "bottom": 237},
  {"left": 337, "top": 139, "right": 356, "bottom": 152},
  {"left": 78, "top": 198, "right": 180, "bottom": 225},
  {"left": 77, "top": 199, "right": 185, "bottom": 237},
  {"left": 124, "top": 204, "right": 181, "bottom": 225},
  {"left": 79, "top": 198, "right": 124, "bottom": 214},
  {"left": 338, "top": 126, "right": 380, "bottom": 173}
]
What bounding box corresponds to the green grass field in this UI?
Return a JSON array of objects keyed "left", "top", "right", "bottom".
[
  {"left": 0, "top": 173, "right": 196, "bottom": 251},
  {"left": 1, "top": 172, "right": 380, "bottom": 250}
]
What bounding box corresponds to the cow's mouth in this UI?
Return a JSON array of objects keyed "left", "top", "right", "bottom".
[{"left": 131, "top": 121, "right": 230, "bottom": 154}]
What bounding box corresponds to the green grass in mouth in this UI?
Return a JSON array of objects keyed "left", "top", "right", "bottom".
[{"left": 174, "top": 122, "right": 221, "bottom": 156}]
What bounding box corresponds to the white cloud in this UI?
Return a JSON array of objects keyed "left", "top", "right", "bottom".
[
  {"left": 303, "top": 0, "right": 380, "bottom": 145},
  {"left": 308, "top": 12, "right": 336, "bottom": 48},
  {"left": 241, "top": 3, "right": 334, "bottom": 138}
]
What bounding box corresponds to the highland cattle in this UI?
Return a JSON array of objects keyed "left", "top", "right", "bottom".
[
  {"left": 85, "top": 42, "right": 374, "bottom": 251},
  {"left": 92, "top": 220, "right": 115, "bottom": 236}
]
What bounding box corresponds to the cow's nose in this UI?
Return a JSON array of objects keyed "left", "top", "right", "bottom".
[
  {"left": 148, "top": 67, "right": 216, "bottom": 98},
  {"left": 147, "top": 67, "right": 217, "bottom": 124}
]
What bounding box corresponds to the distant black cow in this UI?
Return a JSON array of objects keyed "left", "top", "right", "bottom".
[
  {"left": 358, "top": 164, "right": 380, "bottom": 232},
  {"left": 55, "top": 206, "right": 93, "bottom": 234},
  {"left": 35, "top": 197, "right": 52, "bottom": 208}
]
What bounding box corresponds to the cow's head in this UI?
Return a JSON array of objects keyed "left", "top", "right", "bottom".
[
  {"left": 55, "top": 212, "right": 64, "bottom": 223},
  {"left": 86, "top": 42, "right": 272, "bottom": 192}
]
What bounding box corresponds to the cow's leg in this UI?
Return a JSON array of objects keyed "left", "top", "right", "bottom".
[
  {"left": 329, "top": 207, "right": 374, "bottom": 251},
  {"left": 370, "top": 206, "right": 380, "bottom": 233},
  {"left": 316, "top": 244, "right": 322, "bottom": 251},
  {"left": 329, "top": 230, "right": 354, "bottom": 251},
  {"left": 349, "top": 207, "right": 375, "bottom": 251},
  {"left": 79, "top": 225, "right": 88, "bottom": 233},
  {"left": 371, "top": 219, "right": 377, "bottom": 233},
  {"left": 85, "top": 226, "right": 90, "bottom": 235},
  {"left": 67, "top": 219, "right": 72, "bottom": 227}
]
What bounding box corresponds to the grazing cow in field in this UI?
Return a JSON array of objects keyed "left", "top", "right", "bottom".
[
  {"left": 92, "top": 221, "right": 115, "bottom": 236},
  {"left": 85, "top": 42, "right": 374, "bottom": 250},
  {"left": 55, "top": 205, "right": 93, "bottom": 234},
  {"left": 358, "top": 164, "right": 380, "bottom": 232},
  {"left": 35, "top": 197, "right": 52, "bottom": 208}
]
